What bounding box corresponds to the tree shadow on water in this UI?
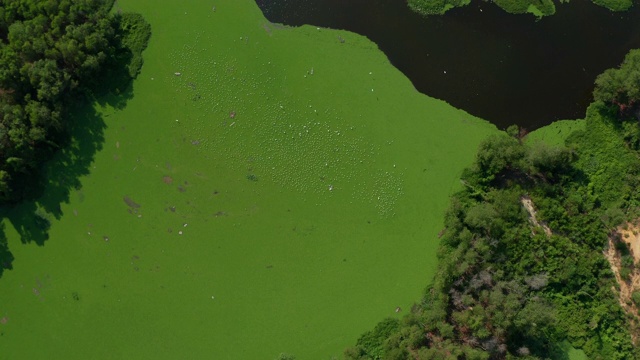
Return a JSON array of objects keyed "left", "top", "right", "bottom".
[{"left": 0, "top": 78, "right": 135, "bottom": 278}]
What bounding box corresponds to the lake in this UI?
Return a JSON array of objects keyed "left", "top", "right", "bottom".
[{"left": 255, "top": 0, "right": 640, "bottom": 130}]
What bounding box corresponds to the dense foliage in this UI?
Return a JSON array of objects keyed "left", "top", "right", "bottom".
[
  {"left": 407, "top": 0, "right": 471, "bottom": 16},
  {"left": 492, "top": 0, "right": 555, "bottom": 16},
  {"left": 594, "top": 49, "right": 640, "bottom": 117},
  {"left": 0, "top": 0, "right": 150, "bottom": 203},
  {"left": 408, "top": 0, "right": 632, "bottom": 17},
  {"left": 116, "top": 12, "right": 151, "bottom": 78},
  {"left": 345, "top": 50, "right": 640, "bottom": 359},
  {"left": 591, "top": 0, "right": 634, "bottom": 11}
]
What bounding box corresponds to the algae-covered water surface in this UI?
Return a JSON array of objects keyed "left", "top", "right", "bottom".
[{"left": 0, "top": 0, "right": 496, "bottom": 358}]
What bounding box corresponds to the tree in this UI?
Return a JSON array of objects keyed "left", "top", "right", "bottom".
[
  {"left": 473, "top": 134, "right": 525, "bottom": 186},
  {"left": 525, "top": 142, "right": 574, "bottom": 182},
  {"left": 0, "top": 0, "right": 150, "bottom": 203},
  {"left": 594, "top": 49, "right": 640, "bottom": 113}
]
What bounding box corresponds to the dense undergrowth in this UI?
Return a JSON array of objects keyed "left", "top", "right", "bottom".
[{"left": 344, "top": 50, "right": 640, "bottom": 359}]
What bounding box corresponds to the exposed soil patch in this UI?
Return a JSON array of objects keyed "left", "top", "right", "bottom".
[
  {"left": 163, "top": 176, "right": 173, "bottom": 184},
  {"left": 618, "top": 223, "right": 640, "bottom": 263},
  {"left": 521, "top": 196, "right": 552, "bottom": 237},
  {"left": 605, "top": 222, "right": 640, "bottom": 343}
]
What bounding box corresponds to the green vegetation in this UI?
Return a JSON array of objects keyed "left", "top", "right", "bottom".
[
  {"left": 493, "top": 0, "right": 556, "bottom": 16},
  {"left": 408, "top": 0, "right": 632, "bottom": 17},
  {"left": 591, "top": 0, "right": 634, "bottom": 11},
  {"left": 2, "top": 0, "right": 639, "bottom": 358},
  {"left": 115, "top": 13, "right": 151, "bottom": 78},
  {"left": 524, "top": 119, "right": 585, "bottom": 147},
  {"left": 346, "top": 51, "right": 640, "bottom": 359},
  {"left": 407, "top": 0, "right": 471, "bottom": 16},
  {"left": 594, "top": 49, "right": 640, "bottom": 116},
  {"left": 0, "top": 0, "right": 150, "bottom": 203},
  {"left": 0, "top": 0, "right": 497, "bottom": 358}
]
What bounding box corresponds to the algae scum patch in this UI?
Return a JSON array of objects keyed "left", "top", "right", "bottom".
[
  {"left": 168, "top": 37, "right": 404, "bottom": 216},
  {"left": 0, "top": 0, "right": 496, "bottom": 359}
]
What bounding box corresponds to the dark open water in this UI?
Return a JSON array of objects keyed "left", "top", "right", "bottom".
[{"left": 255, "top": 0, "right": 640, "bottom": 130}]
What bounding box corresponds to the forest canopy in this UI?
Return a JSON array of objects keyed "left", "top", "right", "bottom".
[{"left": 0, "top": 0, "right": 150, "bottom": 204}]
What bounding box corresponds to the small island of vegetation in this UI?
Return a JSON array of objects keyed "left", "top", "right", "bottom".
[{"left": 408, "top": 0, "right": 633, "bottom": 17}]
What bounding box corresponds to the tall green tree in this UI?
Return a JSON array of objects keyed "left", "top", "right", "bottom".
[
  {"left": 0, "top": 0, "right": 150, "bottom": 203},
  {"left": 594, "top": 49, "right": 640, "bottom": 112}
]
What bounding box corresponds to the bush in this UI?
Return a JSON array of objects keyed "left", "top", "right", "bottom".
[
  {"left": 493, "top": 0, "right": 556, "bottom": 15},
  {"left": 407, "top": 0, "right": 471, "bottom": 15},
  {"left": 632, "top": 291, "right": 640, "bottom": 307},
  {"left": 620, "top": 267, "right": 632, "bottom": 281},
  {"left": 116, "top": 13, "right": 152, "bottom": 77},
  {"left": 591, "top": 0, "right": 633, "bottom": 11},
  {"left": 594, "top": 50, "right": 640, "bottom": 109}
]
